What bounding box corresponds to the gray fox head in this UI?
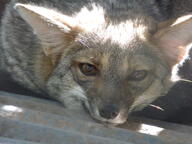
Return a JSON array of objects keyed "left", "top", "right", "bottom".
[{"left": 15, "top": 3, "right": 192, "bottom": 124}]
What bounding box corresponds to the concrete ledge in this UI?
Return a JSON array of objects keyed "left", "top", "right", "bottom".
[{"left": 0, "top": 91, "right": 192, "bottom": 144}]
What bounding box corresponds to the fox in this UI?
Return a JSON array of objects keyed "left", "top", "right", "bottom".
[{"left": 0, "top": 0, "right": 192, "bottom": 125}]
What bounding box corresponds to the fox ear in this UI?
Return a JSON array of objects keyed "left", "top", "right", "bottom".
[
  {"left": 153, "top": 15, "right": 192, "bottom": 68},
  {"left": 15, "top": 3, "right": 80, "bottom": 57}
]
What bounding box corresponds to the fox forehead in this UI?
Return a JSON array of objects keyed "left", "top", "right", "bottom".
[
  {"left": 74, "top": 4, "right": 149, "bottom": 46},
  {"left": 102, "top": 22, "right": 147, "bottom": 46}
]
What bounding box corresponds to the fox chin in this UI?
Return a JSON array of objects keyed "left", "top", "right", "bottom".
[{"left": 0, "top": 0, "right": 192, "bottom": 125}]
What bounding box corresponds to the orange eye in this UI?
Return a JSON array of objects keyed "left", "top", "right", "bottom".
[
  {"left": 129, "top": 70, "right": 148, "bottom": 81},
  {"left": 79, "top": 63, "right": 98, "bottom": 76}
]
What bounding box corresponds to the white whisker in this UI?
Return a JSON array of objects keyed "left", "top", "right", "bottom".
[
  {"left": 149, "top": 104, "right": 164, "bottom": 111},
  {"left": 179, "top": 78, "right": 192, "bottom": 83}
]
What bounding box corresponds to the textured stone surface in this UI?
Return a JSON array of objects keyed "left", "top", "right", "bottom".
[{"left": 0, "top": 91, "right": 192, "bottom": 144}]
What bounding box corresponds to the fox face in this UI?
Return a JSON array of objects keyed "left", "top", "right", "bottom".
[
  {"left": 12, "top": 3, "right": 192, "bottom": 124},
  {"left": 69, "top": 43, "right": 170, "bottom": 124}
]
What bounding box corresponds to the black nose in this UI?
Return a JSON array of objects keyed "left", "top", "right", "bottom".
[{"left": 99, "top": 104, "right": 119, "bottom": 119}]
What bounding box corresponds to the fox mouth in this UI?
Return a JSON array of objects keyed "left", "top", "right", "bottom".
[{"left": 83, "top": 101, "right": 128, "bottom": 125}]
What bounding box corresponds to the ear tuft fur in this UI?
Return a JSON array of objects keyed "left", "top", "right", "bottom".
[
  {"left": 15, "top": 3, "right": 79, "bottom": 57},
  {"left": 153, "top": 14, "right": 192, "bottom": 67}
]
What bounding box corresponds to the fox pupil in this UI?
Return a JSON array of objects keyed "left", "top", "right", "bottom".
[{"left": 79, "top": 63, "right": 97, "bottom": 76}]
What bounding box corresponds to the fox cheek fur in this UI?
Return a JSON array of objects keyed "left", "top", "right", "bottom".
[{"left": 1, "top": 1, "right": 192, "bottom": 124}]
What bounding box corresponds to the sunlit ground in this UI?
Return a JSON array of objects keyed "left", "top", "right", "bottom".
[
  {"left": 138, "top": 124, "right": 164, "bottom": 136},
  {"left": 0, "top": 105, "right": 24, "bottom": 117},
  {"left": 0, "top": 104, "right": 165, "bottom": 136}
]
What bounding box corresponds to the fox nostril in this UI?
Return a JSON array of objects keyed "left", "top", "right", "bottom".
[{"left": 99, "top": 104, "right": 119, "bottom": 119}]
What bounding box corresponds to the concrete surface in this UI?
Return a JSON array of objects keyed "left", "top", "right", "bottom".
[{"left": 0, "top": 91, "right": 192, "bottom": 144}]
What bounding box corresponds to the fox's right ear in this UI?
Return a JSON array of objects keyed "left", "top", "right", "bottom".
[{"left": 15, "top": 3, "right": 80, "bottom": 57}]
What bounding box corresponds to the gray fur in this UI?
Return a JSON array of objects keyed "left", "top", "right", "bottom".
[{"left": 0, "top": 0, "right": 191, "bottom": 124}]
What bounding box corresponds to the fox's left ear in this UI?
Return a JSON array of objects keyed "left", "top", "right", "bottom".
[
  {"left": 15, "top": 3, "right": 80, "bottom": 62},
  {"left": 153, "top": 15, "right": 192, "bottom": 68}
]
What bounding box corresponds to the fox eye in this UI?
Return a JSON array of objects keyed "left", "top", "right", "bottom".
[
  {"left": 79, "top": 63, "right": 98, "bottom": 76},
  {"left": 129, "top": 70, "right": 148, "bottom": 81}
]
